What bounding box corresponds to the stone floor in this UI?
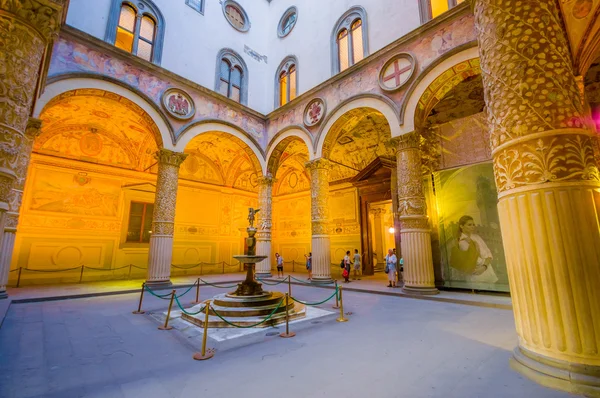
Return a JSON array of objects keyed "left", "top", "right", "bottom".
[{"left": 0, "top": 283, "right": 575, "bottom": 398}]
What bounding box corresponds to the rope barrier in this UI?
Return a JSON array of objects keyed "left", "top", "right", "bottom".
[
  {"left": 21, "top": 266, "right": 82, "bottom": 273},
  {"left": 256, "top": 277, "right": 288, "bottom": 286},
  {"left": 171, "top": 263, "right": 202, "bottom": 270},
  {"left": 289, "top": 275, "right": 314, "bottom": 285},
  {"left": 174, "top": 295, "right": 206, "bottom": 316},
  {"left": 210, "top": 298, "right": 285, "bottom": 328},
  {"left": 144, "top": 284, "right": 173, "bottom": 299},
  {"left": 289, "top": 287, "right": 339, "bottom": 306},
  {"left": 199, "top": 279, "right": 238, "bottom": 289}
]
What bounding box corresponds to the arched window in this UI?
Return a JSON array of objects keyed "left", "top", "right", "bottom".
[
  {"left": 106, "top": 0, "right": 165, "bottom": 64},
  {"left": 332, "top": 7, "right": 368, "bottom": 74},
  {"left": 419, "top": 0, "right": 465, "bottom": 23},
  {"left": 278, "top": 7, "right": 298, "bottom": 38},
  {"left": 276, "top": 56, "right": 298, "bottom": 107},
  {"left": 215, "top": 49, "right": 248, "bottom": 104}
]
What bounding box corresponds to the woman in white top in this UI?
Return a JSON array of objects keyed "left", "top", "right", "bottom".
[
  {"left": 457, "top": 215, "right": 498, "bottom": 284},
  {"left": 385, "top": 248, "right": 397, "bottom": 287}
]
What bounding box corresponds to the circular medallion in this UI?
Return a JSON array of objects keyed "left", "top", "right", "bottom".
[
  {"left": 80, "top": 132, "right": 103, "bottom": 156},
  {"left": 303, "top": 98, "right": 326, "bottom": 127},
  {"left": 573, "top": 0, "right": 593, "bottom": 19},
  {"left": 378, "top": 53, "right": 416, "bottom": 92},
  {"left": 162, "top": 88, "right": 195, "bottom": 120},
  {"left": 289, "top": 172, "right": 298, "bottom": 188},
  {"left": 184, "top": 154, "right": 200, "bottom": 174}
]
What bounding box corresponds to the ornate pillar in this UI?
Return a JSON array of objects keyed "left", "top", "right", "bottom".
[
  {"left": 395, "top": 133, "right": 438, "bottom": 295},
  {"left": 473, "top": 1, "right": 600, "bottom": 395},
  {"left": 255, "top": 174, "right": 275, "bottom": 277},
  {"left": 146, "top": 149, "right": 188, "bottom": 287},
  {"left": 305, "top": 158, "right": 332, "bottom": 283},
  {"left": 0, "top": 118, "right": 41, "bottom": 298}
]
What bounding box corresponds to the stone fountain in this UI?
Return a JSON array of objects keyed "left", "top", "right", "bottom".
[{"left": 182, "top": 208, "right": 306, "bottom": 328}]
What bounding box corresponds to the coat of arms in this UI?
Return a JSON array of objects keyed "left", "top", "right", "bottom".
[
  {"left": 304, "top": 98, "right": 326, "bottom": 127},
  {"left": 162, "top": 88, "right": 195, "bottom": 120}
]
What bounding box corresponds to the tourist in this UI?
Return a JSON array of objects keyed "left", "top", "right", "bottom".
[
  {"left": 305, "top": 252, "right": 312, "bottom": 280},
  {"left": 352, "top": 249, "right": 361, "bottom": 280},
  {"left": 343, "top": 251, "right": 351, "bottom": 283},
  {"left": 275, "top": 253, "right": 284, "bottom": 278},
  {"left": 385, "top": 248, "right": 397, "bottom": 288}
]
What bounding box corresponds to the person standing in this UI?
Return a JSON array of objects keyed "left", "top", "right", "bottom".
[
  {"left": 385, "top": 248, "right": 397, "bottom": 288},
  {"left": 353, "top": 249, "right": 361, "bottom": 280},
  {"left": 275, "top": 253, "right": 284, "bottom": 278},
  {"left": 343, "top": 250, "right": 351, "bottom": 283},
  {"left": 304, "top": 252, "right": 312, "bottom": 280}
]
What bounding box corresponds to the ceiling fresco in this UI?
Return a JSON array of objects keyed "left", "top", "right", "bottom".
[
  {"left": 272, "top": 138, "right": 311, "bottom": 196},
  {"left": 426, "top": 74, "right": 485, "bottom": 126},
  {"left": 585, "top": 58, "right": 600, "bottom": 130},
  {"left": 37, "top": 90, "right": 160, "bottom": 172},
  {"left": 182, "top": 132, "right": 261, "bottom": 192},
  {"left": 323, "top": 108, "right": 395, "bottom": 182},
  {"left": 559, "top": 0, "right": 600, "bottom": 74}
]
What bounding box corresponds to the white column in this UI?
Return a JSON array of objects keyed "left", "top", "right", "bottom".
[
  {"left": 256, "top": 174, "right": 275, "bottom": 277},
  {"left": 306, "top": 158, "right": 332, "bottom": 283},
  {"left": 0, "top": 118, "right": 41, "bottom": 298},
  {"left": 146, "top": 149, "right": 188, "bottom": 287}
]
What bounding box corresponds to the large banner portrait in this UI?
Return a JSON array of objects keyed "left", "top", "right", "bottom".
[{"left": 435, "top": 163, "right": 509, "bottom": 292}]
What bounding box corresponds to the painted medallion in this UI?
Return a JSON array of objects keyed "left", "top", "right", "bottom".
[
  {"left": 304, "top": 98, "right": 326, "bottom": 127},
  {"left": 379, "top": 53, "right": 416, "bottom": 92},
  {"left": 162, "top": 88, "right": 195, "bottom": 120}
]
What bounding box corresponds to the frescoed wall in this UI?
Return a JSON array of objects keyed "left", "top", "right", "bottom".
[{"left": 434, "top": 162, "right": 509, "bottom": 292}]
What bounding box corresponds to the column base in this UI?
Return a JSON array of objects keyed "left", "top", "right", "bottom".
[
  {"left": 145, "top": 279, "right": 172, "bottom": 289},
  {"left": 255, "top": 272, "right": 272, "bottom": 278},
  {"left": 402, "top": 285, "right": 439, "bottom": 295},
  {"left": 0, "top": 289, "right": 7, "bottom": 299},
  {"left": 311, "top": 277, "right": 334, "bottom": 285},
  {"left": 511, "top": 346, "right": 600, "bottom": 397}
]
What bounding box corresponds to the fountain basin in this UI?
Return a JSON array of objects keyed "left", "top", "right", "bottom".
[{"left": 233, "top": 255, "right": 267, "bottom": 264}]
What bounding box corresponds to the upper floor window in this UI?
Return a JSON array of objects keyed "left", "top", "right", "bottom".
[
  {"left": 186, "top": 0, "right": 204, "bottom": 14},
  {"left": 105, "top": 0, "right": 165, "bottom": 64},
  {"left": 278, "top": 7, "right": 298, "bottom": 38},
  {"left": 332, "top": 7, "right": 368, "bottom": 74},
  {"left": 419, "top": 0, "right": 465, "bottom": 23},
  {"left": 215, "top": 49, "right": 248, "bottom": 105},
  {"left": 276, "top": 57, "right": 298, "bottom": 106},
  {"left": 126, "top": 202, "right": 154, "bottom": 243},
  {"left": 222, "top": 0, "right": 250, "bottom": 32}
]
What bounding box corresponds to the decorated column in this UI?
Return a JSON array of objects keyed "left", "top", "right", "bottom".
[
  {"left": 395, "top": 132, "right": 438, "bottom": 295},
  {"left": 305, "top": 158, "right": 332, "bottom": 283},
  {"left": 473, "top": 0, "right": 600, "bottom": 395},
  {"left": 255, "top": 174, "right": 275, "bottom": 277},
  {"left": 0, "top": 118, "right": 41, "bottom": 298},
  {"left": 146, "top": 149, "right": 188, "bottom": 287}
]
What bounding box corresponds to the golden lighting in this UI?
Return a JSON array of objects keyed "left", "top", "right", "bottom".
[{"left": 388, "top": 227, "right": 395, "bottom": 234}]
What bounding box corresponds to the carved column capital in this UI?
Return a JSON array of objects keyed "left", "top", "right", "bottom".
[
  {"left": 25, "top": 117, "right": 42, "bottom": 140},
  {"left": 305, "top": 158, "right": 331, "bottom": 171},
  {"left": 154, "top": 149, "right": 188, "bottom": 168},
  {"left": 257, "top": 174, "right": 276, "bottom": 187},
  {"left": 392, "top": 131, "right": 421, "bottom": 152}
]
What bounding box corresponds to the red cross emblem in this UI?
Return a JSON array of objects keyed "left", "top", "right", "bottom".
[{"left": 383, "top": 59, "right": 412, "bottom": 87}]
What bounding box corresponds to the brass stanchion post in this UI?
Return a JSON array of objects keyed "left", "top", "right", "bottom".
[
  {"left": 158, "top": 289, "right": 176, "bottom": 330},
  {"left": 191, "top": 278, "right": 201, "bottom": 304},
  {"left": 288, "top": 275, "right": 291, "bottom": 297},
  {"left": 132, "top": 283, "right": 146, "bottom": 314},
  {"left": 79, "top": 265, "right": 84, "bottom": 283},
  {"left": 16, "top": 267, "right": 22, "bottom": 288},
  {"left": 336, "top": 285, "right": 348, "bottom": 322},
  {"left": 279, "top": 294, "right": 295, "bottom": 338},
  {"left": 128, "top": 264, "right": 132, "bottom": 280},
  {"left": 222, "top": 261, "right": 225, "bottom": 274},
  {"left": 193, "top": 300, "right": 214, "bottom": 360},
  {"left": 332, "top": 280, "right": 340, "bottom": 309}
]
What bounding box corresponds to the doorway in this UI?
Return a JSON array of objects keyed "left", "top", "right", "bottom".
[{"left": 366, "top": 200, "right": 395, "bottom": 273}]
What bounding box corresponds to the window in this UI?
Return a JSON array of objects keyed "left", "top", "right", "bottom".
[
  {"left": 106, "top": 0, "right": 165, "bottom": 64},
  {"left": 126, "top": 202, "right": 154, "bottom": 243},
  {"left": 419, "top": 0, "right": 465, "bottom": 23},
  {"left": 277, "top": 6, "right": 297, "bottom": 38},
  {"left": 275, "top": 56, "right": 298, "bottom": 107},
  {"left": 331, "top": 7, "right": 368, "bottom": 74},
  {"left": 222, "top": 0, "right": 250, "bottom": 32},
  {"left": 215, "top": 49, "right": 248, "bottom": 104},
  {"left": 186, "top": 0, "right": 204, "bottom": 14}
]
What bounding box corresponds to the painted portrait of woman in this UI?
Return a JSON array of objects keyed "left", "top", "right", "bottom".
[{"left": 450, "top": 215, "right": 498, "bottom": 284}]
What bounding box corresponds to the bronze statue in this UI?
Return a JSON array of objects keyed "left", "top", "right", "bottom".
[{"left": 247, "top": 207, "right": 260, "bottom": 228}]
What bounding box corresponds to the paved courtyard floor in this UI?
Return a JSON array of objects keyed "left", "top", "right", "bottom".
[{"left": 0, "top": 284, "right": 574, "bottom": 398}]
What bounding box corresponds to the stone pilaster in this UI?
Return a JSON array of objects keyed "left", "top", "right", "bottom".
[
  {"left": 0, "top": 118, "right": 41, "bottom": 298},
  {"left": 473, "top": 1, "right": 600, "bottom": 395},
  {"left": 394, "top": 132, "right": 438, "bottom": 295},
  {"left": 255, "top": 174, "right": 275, "bottom": 277},
  {"left": 146, "top": 149, "right": 188, "bottom": 287},
  {"left": 305, "top": 158, "right": 332, "bottom": 283}
]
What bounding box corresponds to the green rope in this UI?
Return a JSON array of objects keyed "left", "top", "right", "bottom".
[
  {"left": 289, "top": 287, "right": 339, "bottom": 306},
  {"left": 199, "top": 279, "right": 238, "bottom": 289},
  {"left": 174, "top": 283, "right": 196, "bottom": 299},
  {"left": 23, "top": 266, "right": 82, "bottom": 273},
  {"left": 143, "top": 284, "right": 173, "bottom": 299},
  {"left": 289, "top": 275, "right": 314, "bottom": 285},
  {"left": 210, "top": 298, "right": 285, "bottom": 328},
  {"left": 256, "top": 277, "right": 287, "bottom": 286},
  {"left": 174, "top": 295, "right": 206, "bottom": 315}
]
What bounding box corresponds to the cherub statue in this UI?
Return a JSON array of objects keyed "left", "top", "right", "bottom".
[{"left": 247, "top": 207, "right": 260, "bottom": 228}]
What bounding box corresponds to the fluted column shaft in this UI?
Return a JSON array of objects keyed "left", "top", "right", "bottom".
[
  {"left": 395, "top": 132, "right": 438, "bottom": 295},
  {"left": 256, "top": 174, "right": 275, "bottom": 277},
  {"left": 473, "top": 0, "right": 600, "bottom": 395},
  {"left": 306, "top": 158, "right": 332, "bottom": 283},
  {"left": 146, "top": 149, "right": 188, "bottom": 287},
  {"left": 0, "top": 118, "right": 41, "bottom": 298}
]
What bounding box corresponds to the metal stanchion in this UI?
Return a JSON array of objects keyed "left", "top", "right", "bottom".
[
  {"left": 279, "top": 293, "right": 295, "bottom": 338},
  {"left": 132, "top": 283, "right": 146, "bottom": 314},
  {"left": 332, "top": 280, "right": 340, "bottom": 309},
  {"left": 191, "top": 278, "right": 201, "bottom": 304},
  {"left": 79, "top": 265, "right": 84, "bottom": 283},
  {"left": 193, "top": 301, "right": 214, "bottom": 360},
  {"left": 128, "top": 264, "right": 133, "bottom": 280},
  {"left": 222, "top": 261, "right": 225, "bottom": 274},
  {"left": 158, "top": 289, "right": 176, "bottom": 330},
  {"left": 16, "top": 267, "right": 22, "bottom": 288},
  {"left": 287, "top": 275, "right": 291, "bottom": 297},
  {"left": 336, "top": 285, "right": 348, "bottom": 322},
  {"left": 292, "top": 260, "right": 295, "bottom": 272}
]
